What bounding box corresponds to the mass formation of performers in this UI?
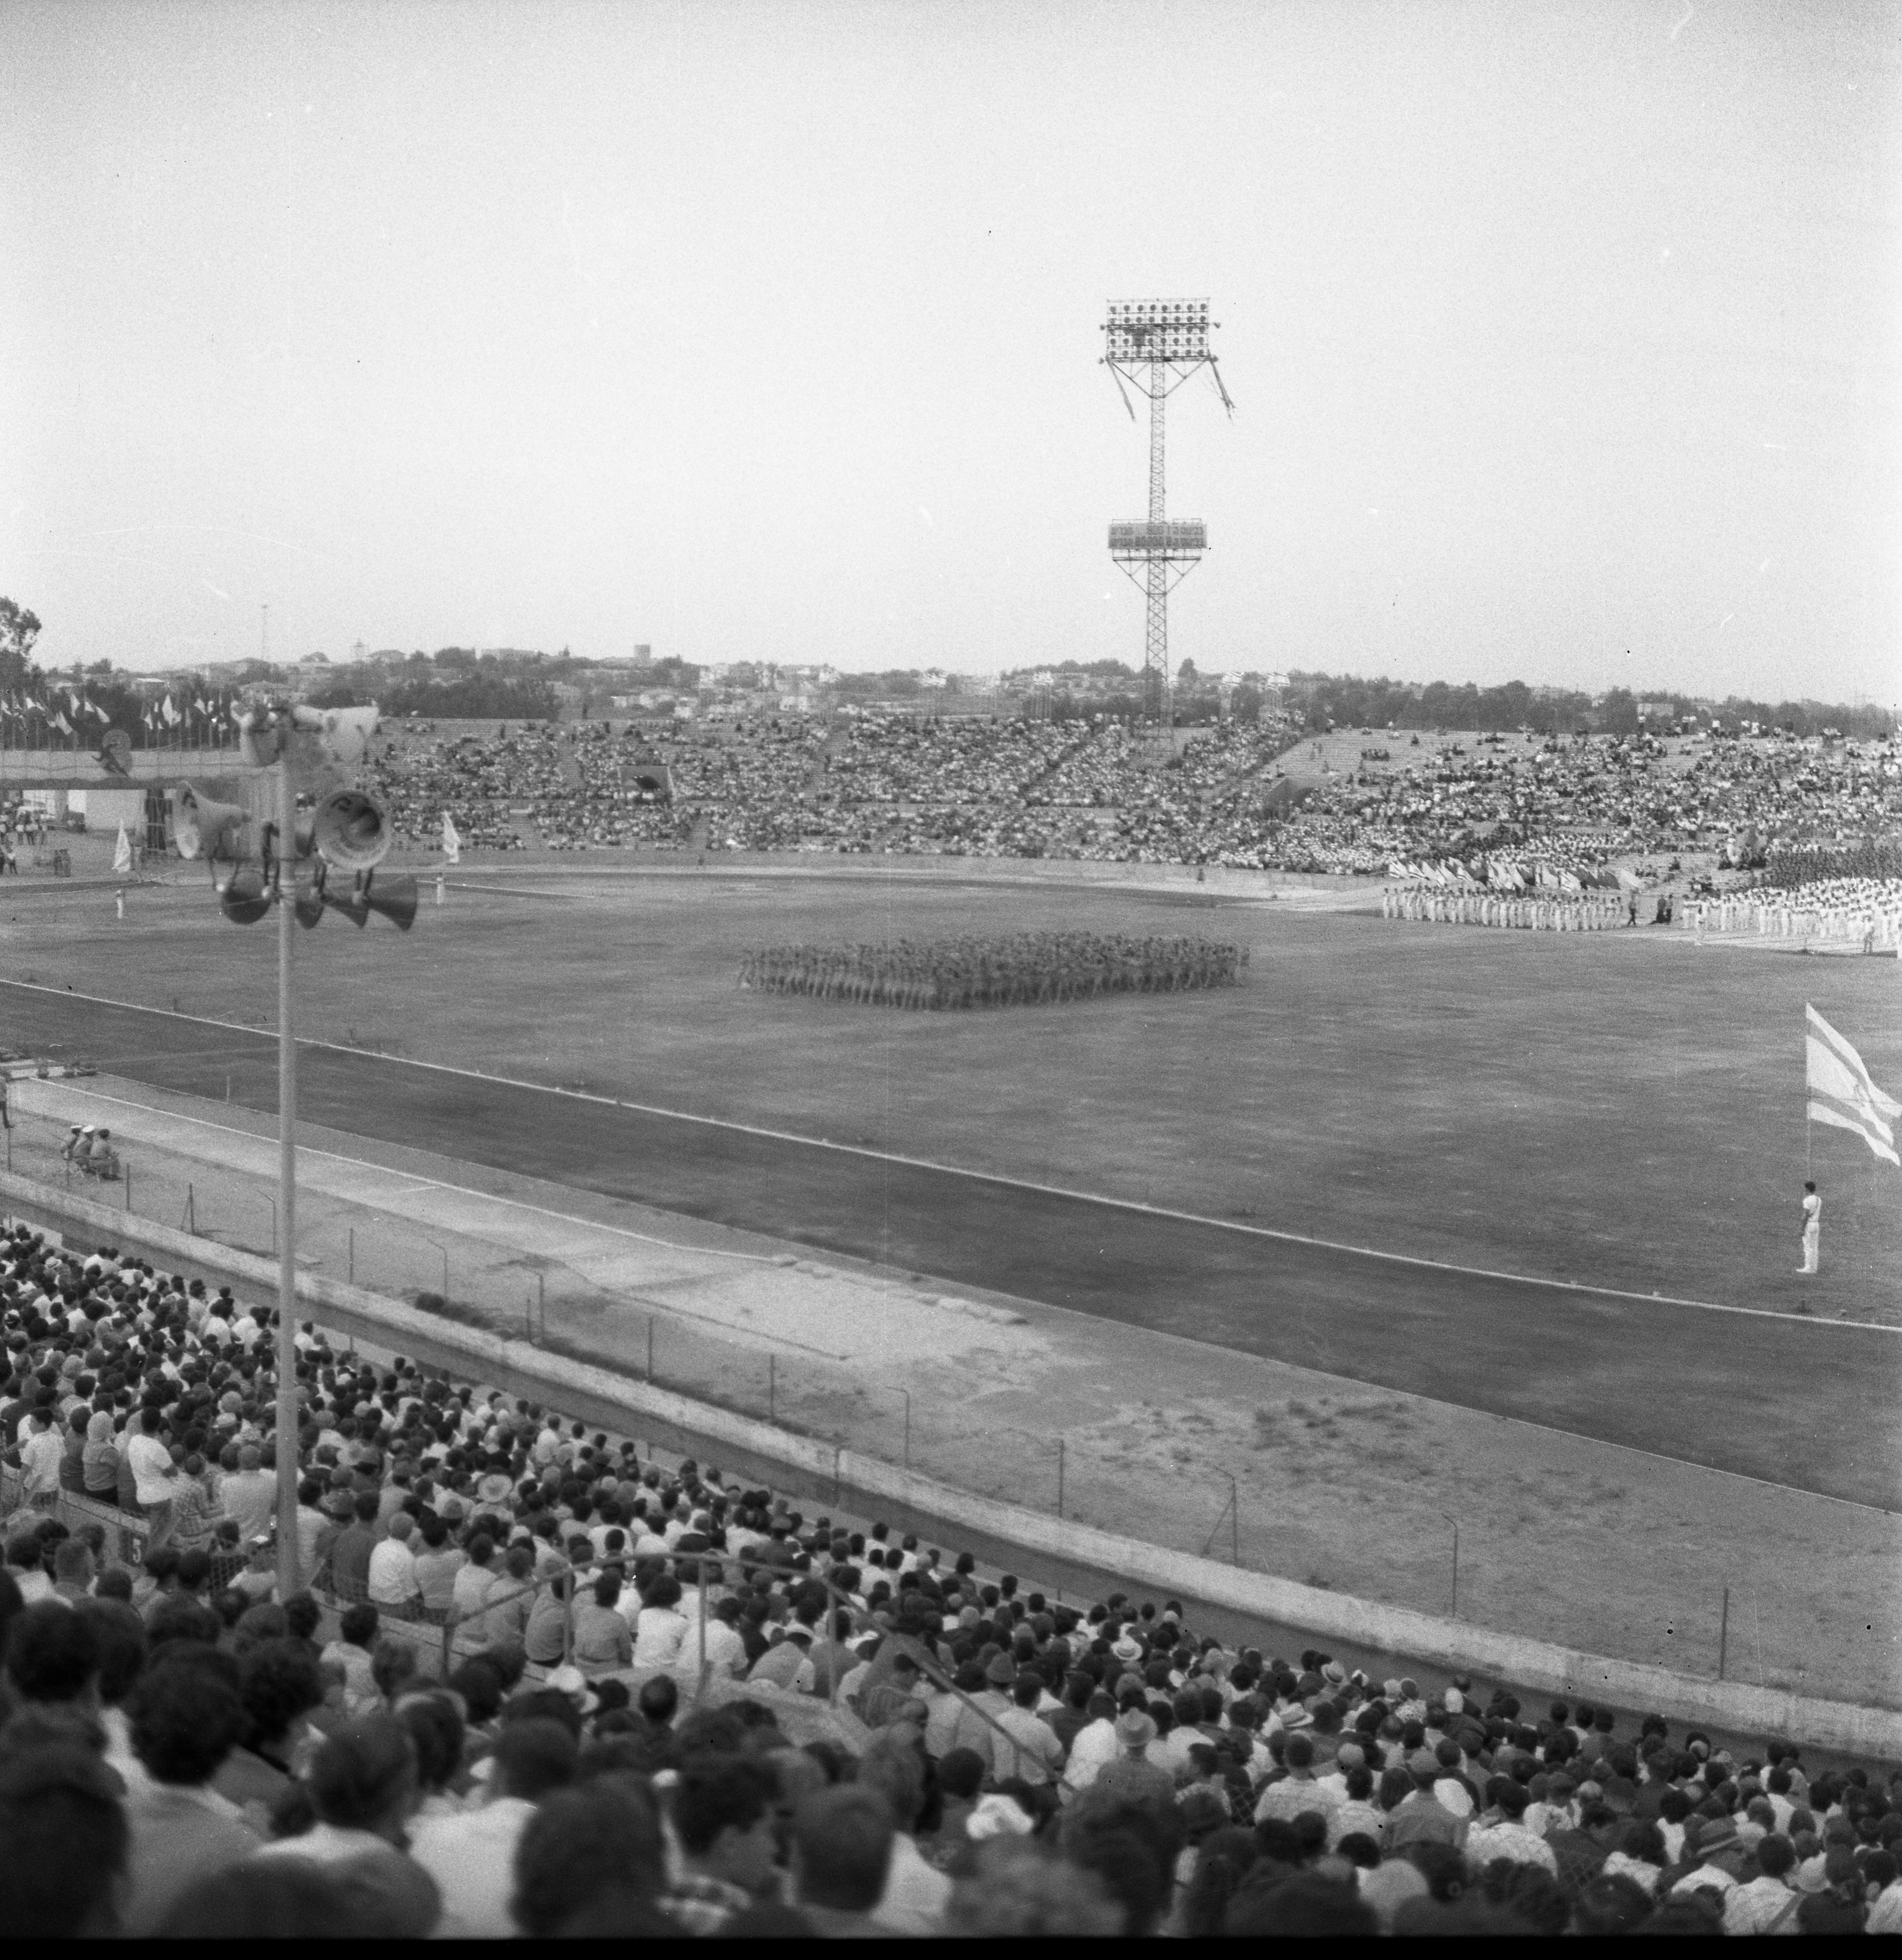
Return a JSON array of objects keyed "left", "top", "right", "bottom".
[{"left": 739, "top": 931, "right": 1246, "bottom": 1010}]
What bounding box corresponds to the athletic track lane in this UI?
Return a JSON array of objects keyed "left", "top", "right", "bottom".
[{"left": 4, "top": 984, "right": 1894, "bottom": 1511}]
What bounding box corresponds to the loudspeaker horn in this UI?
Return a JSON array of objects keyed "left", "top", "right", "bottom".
[
  {"left": 218, "top": 864, "right": 272, "bottom": 926},
  {"left": 171, "top": 782, "right": 253, "bottom": 862},
  {"left": 359, "top": 870, "right": 418, "bottom": 932},
  {"left": 312, "top": 788, "right": 392, "bottom": 873},
  {"left": 320, "top": 879, "right": 370, "bottom": 928},
  {"left": 293, "top": 867, "right": 327, "bottom": 930}
]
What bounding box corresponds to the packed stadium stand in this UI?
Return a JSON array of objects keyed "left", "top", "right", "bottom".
[
  {"left": 3, "top": 1221, "right": 1898, "bottom": 1936},
  {"left": 353, "top": 714, "right": 1902, "bottom": 882}
]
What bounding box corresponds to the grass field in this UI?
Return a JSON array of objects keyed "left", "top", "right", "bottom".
[{"left": 9, "top": 866, "right": 1899, "bottom": 1322}]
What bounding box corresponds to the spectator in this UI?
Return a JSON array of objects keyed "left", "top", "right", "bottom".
[
  {"left": 216, "top": 1638, "right": 326, "bottom": 1828},
  {"left": 571, "top": 1569, "right": 634, "bottom": 1674},
  {"left": 0, "top": 1744, "right": 131, "bottom": 1937},
  {"left": 511, "top": 1772, "right": 667, "bottom": 1936},
  {"left": 5, "top": 1597, "right": 100, "bottom": 1706},
  {"left": 791, "top": 1785, "right": 897, "bottom": 1937},
  {"left": 328, "top": 1493, "right": 383, "bottom": 1601},
  {"left": 120, "top": 1650, "right": 258, "bottom": 1933},
  {"left": 366, "top": 1511, "right": 421, "bottom": 1615},
  {"left": 858, "top": 1731, "right": 954, "bottom": 1934},
  {"left": 943, "top": 1839, "right": 1125, "bottom": 1936},
  {"left": 665, "top": 1753, "right": 781, "bottom": 1931},
  {"left": 250, "top": 1712, "right": 438, "bottom": 1937},
  {"left": 408, "top": 1715, "right": 576, "bottom": 1936},
  {"left": 221, "top": 1443, "right": 277, "bottom": 1542}
]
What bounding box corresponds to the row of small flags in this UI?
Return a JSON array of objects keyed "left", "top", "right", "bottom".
[
  {"left": 0, "top": 690, "right": 239, "bottom": 737},
  {"left": 1387, "top": 857, "right": 1627, "bottom": 893}
]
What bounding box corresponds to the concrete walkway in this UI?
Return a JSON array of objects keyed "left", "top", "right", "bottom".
[{"left": 8, "top": 1069, "right": 1898, "bottom": 1709}]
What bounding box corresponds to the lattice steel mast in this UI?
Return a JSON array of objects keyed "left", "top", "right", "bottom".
[{"left": 1102, "top": 299, "right": 1233, "bottom": 724}]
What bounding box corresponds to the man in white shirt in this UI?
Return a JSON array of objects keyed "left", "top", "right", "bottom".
[
  {"left": 125, "top": 1409, "right": 180, "bottom": 1544},
  {"left": 991, "top": 1674, "right": 1065, "bottom": 1787},
  {"left": 1798, "top": 1181, "right": 1821, "bottom": 1276},
  {"left": 1060, "top": 1693, "right": 1122, "bottom": 1797},
  {"left": 19, "top": 1406, "right": 64, "bottom": 1509},
  {"left": 699, "top": 1599, "right": 750, "bottom": 1679},
  {"left": 366, "top": 1512, "right": 421, "bottom": 1613},
  {"left": 219, "top": 1445, "right": 277, "bottom": 1542},
  {"left": 1463, "top": 1781, "right": 1559, "bottom": 1874},
  {"left": 407, "top": 1721, "right": 578, "bottom": 1937},
  {"left": 1723, "top": 1834, "right": 1801, "bottom": 1935}
]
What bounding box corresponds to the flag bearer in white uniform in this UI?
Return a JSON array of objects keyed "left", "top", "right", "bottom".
[{"left": 1798, "top": 1181, "right": 1821, "bottom": 1276}]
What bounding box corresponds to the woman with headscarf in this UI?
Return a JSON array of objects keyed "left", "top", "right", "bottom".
[{"left": 82, "top": 1409, "right": 121, "bottom": 1503}]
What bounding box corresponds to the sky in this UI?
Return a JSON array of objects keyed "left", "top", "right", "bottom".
[{"left": 3, "top": 0, "right": 1898, "bottom": 702}]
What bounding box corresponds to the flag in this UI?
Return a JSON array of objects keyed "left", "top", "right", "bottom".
[
  {"left": 161, "top": 693, "right": 179, "bottom": 727},
  {"left": 1807, "top": 1004, "right": 1900, "bottom": 1168},
  {"left": 50, "top": 709, "right": 72, "bottom": 736},
  {"left": 1559, "top": 871, "right": 1582, "bottom": 893},
  {"left": 441, "top": 813, "right": 462, "bottom": 864},
  {"left": 112, "top": 825, "right": 132, "bottom": 875}
]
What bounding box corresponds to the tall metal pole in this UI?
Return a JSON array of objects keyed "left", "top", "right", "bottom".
[
  {"left": 1145, "top": 364, "right": 1170, "bottom": 727},
  {"left": 273, "top": 747, "right": 301, "bottom": 1597}
]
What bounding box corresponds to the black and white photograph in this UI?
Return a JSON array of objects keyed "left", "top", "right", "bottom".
[{"left": 0, "top": 0, "right": 1898, "bottom": 1937}]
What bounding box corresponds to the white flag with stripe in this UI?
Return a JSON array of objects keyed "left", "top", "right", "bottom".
[
  {"left": 1807, "top": 1004, "right": 1900, "bottom": 1167},
  {"left": 441, "top": 812, "right": 461, "bottom": 865}
]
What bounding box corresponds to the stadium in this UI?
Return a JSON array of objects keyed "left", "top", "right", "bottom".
[{"left": 5, "top": 0, "right": 1901, "bottom": 1941}]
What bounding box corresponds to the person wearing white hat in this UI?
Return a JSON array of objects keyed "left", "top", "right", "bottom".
[{"left": 1094, "top": 1709, "right": 1174, "bottom": 1805}]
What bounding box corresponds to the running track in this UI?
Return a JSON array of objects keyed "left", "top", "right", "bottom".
[{"left": 7, "top": 983, "right": 1896, "bottom": 1511}]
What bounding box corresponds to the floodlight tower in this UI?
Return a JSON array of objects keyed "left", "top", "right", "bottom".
[{"left": 1102, "top": 298, "right": 1233, "bottom": 724}]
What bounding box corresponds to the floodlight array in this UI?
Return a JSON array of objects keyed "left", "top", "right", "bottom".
[
  {"left": 1108, "top": 520, "right": 1208, "bottom": 556},
  {"left": 1104, "top": 298, "right": 1211, "bottom": 363}
]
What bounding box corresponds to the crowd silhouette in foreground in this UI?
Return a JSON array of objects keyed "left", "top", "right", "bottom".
[{"left": 2, "top": 1220, "right": 1898, "bottom": 1937}]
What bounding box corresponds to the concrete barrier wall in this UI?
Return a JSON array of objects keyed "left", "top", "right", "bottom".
[{"left": 12, "top": 1166, "right": 1899, "bottom": 1762}]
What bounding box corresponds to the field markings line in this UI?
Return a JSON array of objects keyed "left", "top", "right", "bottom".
[{"left": 3, "top": 977, "right": 1889, "bottom": 1338}]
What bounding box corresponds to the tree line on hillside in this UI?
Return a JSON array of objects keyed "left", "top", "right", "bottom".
[{"left": 1289, "top": 674, "right": 1894, "bottom": 741}]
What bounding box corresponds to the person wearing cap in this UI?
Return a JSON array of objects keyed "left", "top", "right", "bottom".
[
  {"left": 1797, "top": 1844, "right": 1868, "bottom": 1934},
  {"left": 1669, "top": 1815, "right": 1749, "bottom": 1905},
  {"left": 1092, "top": 1708, "right": 1174, "bottom": 1805},
  {"left": 1721, "top": 1832, "right": 1802, "bottom": 1935}
]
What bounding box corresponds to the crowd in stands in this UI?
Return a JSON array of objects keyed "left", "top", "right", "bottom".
[
  {"left": 352, "top": 712, "right": 1901, "bottom": 886},
  {"left": 5, "top": 1216, "right": 1902, "bottom": 1936},
  {"left": 739, "top": 934, "right": 1244, "bottom": 1010},
  {"left": 1260, "top": 730, "right": 1902, "bottom": 880}
]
